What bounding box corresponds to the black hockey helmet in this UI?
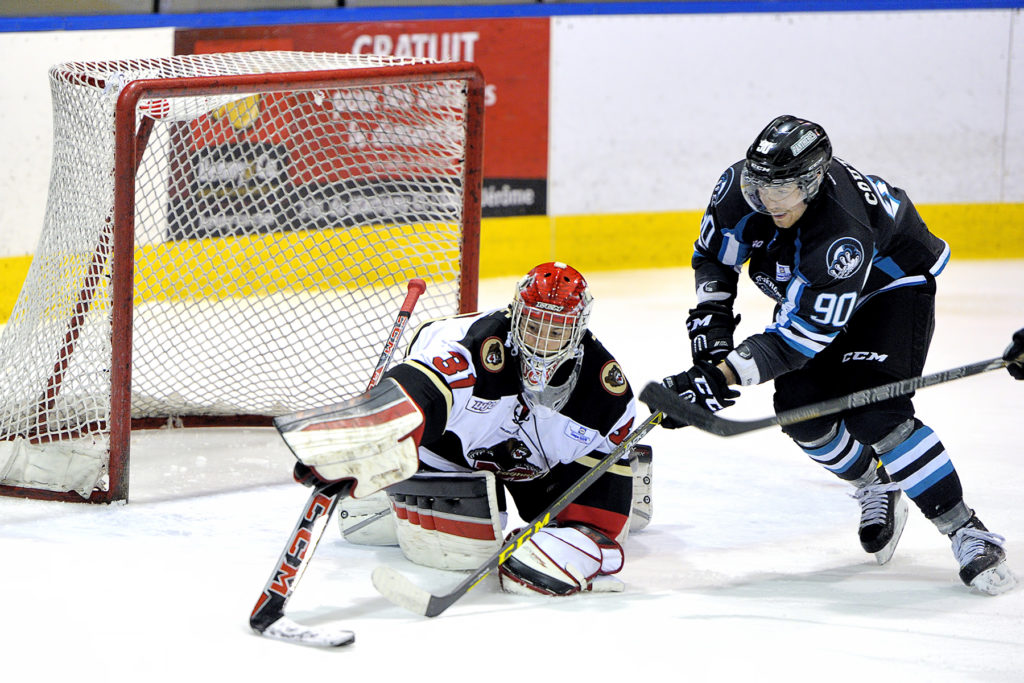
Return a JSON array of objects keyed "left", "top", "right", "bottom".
[{"left": 741, "top": 115, "right": 832, "bottom": 214}]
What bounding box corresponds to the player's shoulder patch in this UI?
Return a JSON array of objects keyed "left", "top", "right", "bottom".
[
  {"left": 825, "top": 236, "right": 865, "bottom": 279},
  {"left": 479, "top": 336, "right": 505, "bottom": 373},
  {"left": 599, "top": 360, "right": 629, "bottom": 396},
  {"left": 711, "top": 165, "right": 735, "bottom": 206}
]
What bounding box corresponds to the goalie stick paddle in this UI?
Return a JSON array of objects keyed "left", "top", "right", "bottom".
[
  {"left": 639, "top": 356, "right": 1010, "bottom": 438},
  {"left": 249, "top": 278, "right": 426, "bottom": 647},
  {"left": 371, "top": 410, "right": 664, "bottom": 618}
]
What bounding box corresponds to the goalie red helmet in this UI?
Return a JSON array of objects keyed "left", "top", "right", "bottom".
[{"left": 510, "top": 262, "right": 593, "bottom": 410}]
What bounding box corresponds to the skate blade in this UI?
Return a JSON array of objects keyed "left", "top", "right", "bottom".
[
  {"left": 970, "top": 562, "right": 1018, "bottom": 596},
  {"left": 873, "top": 495, "right": 909, "bottom": 566}
]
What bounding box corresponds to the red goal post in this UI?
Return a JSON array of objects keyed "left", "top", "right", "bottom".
[{"left": 0, "top": 52, "right": 483, "bottom": 503}]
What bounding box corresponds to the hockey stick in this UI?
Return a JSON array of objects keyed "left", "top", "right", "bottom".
[
  {"left": 639, "top": 356, "right": 1010, "bottom": 438},
  {"left": 249, "top": 278, "right": 426, "bottom": 647},
  {"left": 371, "top": 410, "right": 664, "bottom": 617}
]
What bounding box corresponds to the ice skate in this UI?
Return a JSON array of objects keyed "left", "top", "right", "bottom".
[
  {"left": 950, "top": 516, "right": 1017, "bottom": 595},
  {"left": 851, "top": 468, "right": 907, "bottom": 565}
]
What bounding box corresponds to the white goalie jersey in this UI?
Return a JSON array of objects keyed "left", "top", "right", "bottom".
[{"left": 383, "top": 307, "right": 637, "bottom": 538}]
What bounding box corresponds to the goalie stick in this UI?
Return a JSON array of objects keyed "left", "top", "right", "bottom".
[
  {"left": 639, "top": 355, "right": 1012, "bottom": 438},
  {"left": 249, "top": 278, "right": 426, "bottom": 647},
  {"left": 371, "top": 410, "right": 664, "bottom": 617}
]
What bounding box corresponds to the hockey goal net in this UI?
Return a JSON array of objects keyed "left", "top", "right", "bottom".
[{"left": 0, "top": 52, "right": 483, "bottom": 503}]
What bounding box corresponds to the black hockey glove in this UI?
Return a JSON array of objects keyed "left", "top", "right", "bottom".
[
  {"left": 686, "top": 303, "right": 740, "bottom": 365},
  {"left": 1004, "top": 328, "right": 1024, "bottom": 380},
  {"left": 658, "top": 363, "right": 740, "bottom": 429}
]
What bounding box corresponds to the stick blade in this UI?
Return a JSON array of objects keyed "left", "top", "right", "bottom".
[
  {"left": 258, "top": 616, "right": 355, "bottom": 648},
  {"left": 372, "top": 566, "right": 434, "bottom": 616}
]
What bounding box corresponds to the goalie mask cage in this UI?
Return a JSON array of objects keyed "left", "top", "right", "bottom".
[{"left": 0, "top": 52, "right": 483, "bottom": 503}]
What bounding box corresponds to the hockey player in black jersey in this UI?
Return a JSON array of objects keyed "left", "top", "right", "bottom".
[
  {"left": 292, "top": 262, "right": 646, "bottom": 597},
  {"left": 652, "top": 115, "right": 1015, "bottom": 595}
]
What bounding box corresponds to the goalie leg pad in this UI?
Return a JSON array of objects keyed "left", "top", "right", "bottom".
[
  {"left": 338, "top": 490, "right": 398, "bottom": 546},
  {"left": 499, "top": 524, "right": 625, "bottom": 597},
  {"left": 274, "top": 378, "right": 423, "bottom": 498},
  {"left": 387, "top": 471, "right": 503, "bottom": 570},
  {"left": 629, "top": 444, "right": 653, "bottom": 534}
]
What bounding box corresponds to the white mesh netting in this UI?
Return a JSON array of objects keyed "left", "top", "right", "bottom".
[{"left": 0, "top": 52, "right": 478, "bottom": 500}]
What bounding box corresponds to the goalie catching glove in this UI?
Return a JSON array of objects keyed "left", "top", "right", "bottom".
[
  {"left": 686, "top": 302, "right": 740, "bottom": 365},
  {"left": 499, "top": 524, "right": 624, "bottom": 596},
  {"left": 275, "top": 378, "right": 423, "bottom": 498},
  {"left": 656, "top": 362, "right": 740, "bottom": 429}
]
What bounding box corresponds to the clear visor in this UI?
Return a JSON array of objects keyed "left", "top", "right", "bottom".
[{"left": 741, "top": 166, "right": 817, "bottom": 215}]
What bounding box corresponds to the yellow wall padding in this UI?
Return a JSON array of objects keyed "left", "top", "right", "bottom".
[{"left": 2, "top": 204, "right": 1022, "bottom": 323}]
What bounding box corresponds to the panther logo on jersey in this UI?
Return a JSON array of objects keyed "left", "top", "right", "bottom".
[
  {"left": 481, "top": 336, "right": 505, "bottom": 373},
  {"left": 826, "top": 237, "right": 864, "bottom": 279},
  {"left": 601, "top": 361, "right": 628, "bottom": 396},
  {"left": 469, "top": 438, "right": 541, "bottom": 482}
]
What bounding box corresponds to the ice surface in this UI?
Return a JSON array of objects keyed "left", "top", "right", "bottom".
[{"left": 2, "top": 261, "right": 1023, "bottom": 681}]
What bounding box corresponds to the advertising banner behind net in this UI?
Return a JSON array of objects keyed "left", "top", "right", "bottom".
[
  {"left": 161, "top": 84, "right": 468, "bottom": 240},
  {"left": 174, "top": 19, "right": 549, "bottom": 226}
]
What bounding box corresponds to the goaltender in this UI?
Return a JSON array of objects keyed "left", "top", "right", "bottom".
[{"left": 291, "top": 262, "right": 650, "bottom": 596}]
